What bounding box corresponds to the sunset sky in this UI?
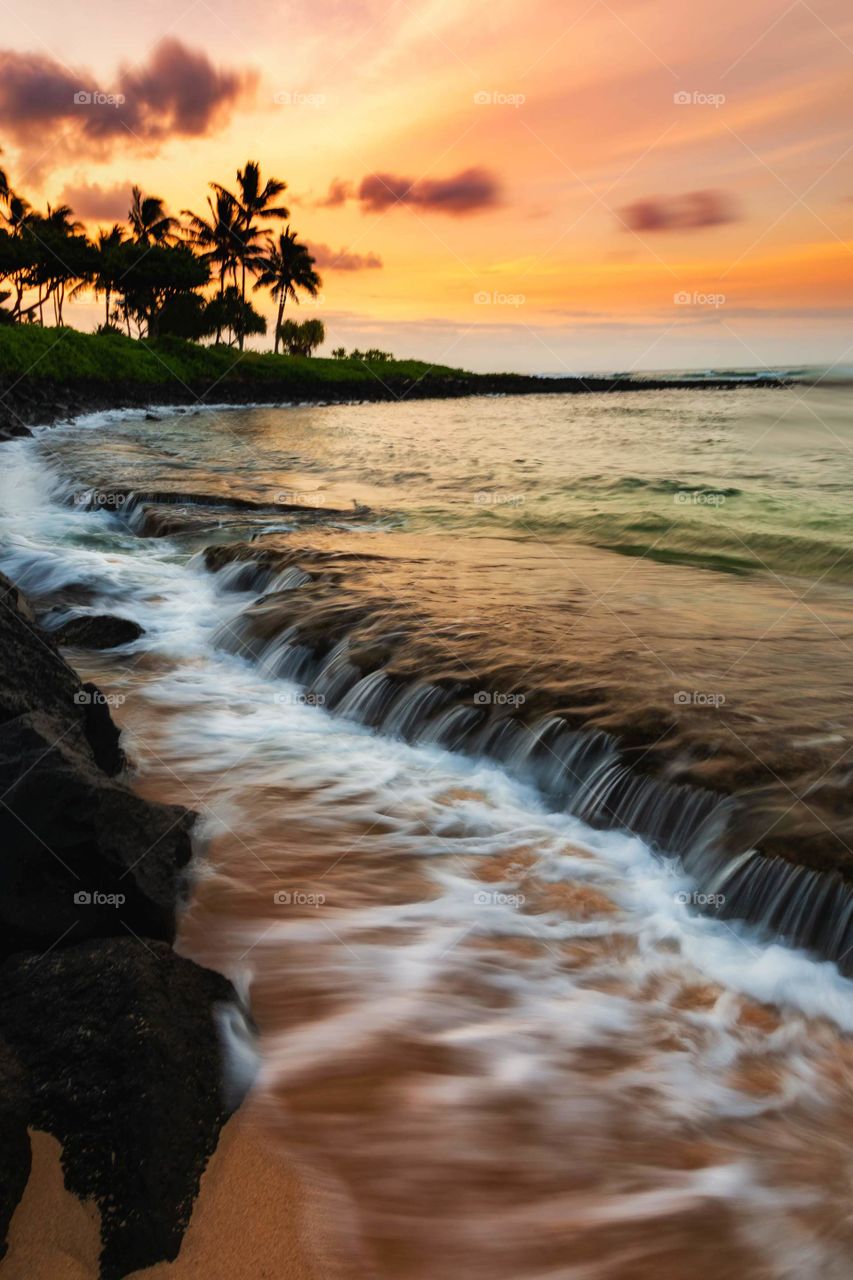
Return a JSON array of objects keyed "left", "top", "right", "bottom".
[{"left": 1, "top": 0, "right": 851, "bottom": 371}]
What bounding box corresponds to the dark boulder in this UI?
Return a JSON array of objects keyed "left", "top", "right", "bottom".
[
  {"left": 0, "top": 423, "right": 32, "bottom": 442},
  {"left": 0, "top": 572, "right": 194, "bottom": 956},
  {"left": 0, "top": 573, "right": 248, "bottom": 1274},
  {"left": 78, "top": 681, "right": 125, "bottom": 775},
  {"left": 0, "top": 714, "right": 193, "bottom": 956},
  {"left": 54, "top": 614, "right": 145, "bottom": 650},
  {"left": 0, "top": 572, "right": 123, "bottom": 774},
  {"left": 0, "top": 938, "right": 251, "bottom": 1279}
]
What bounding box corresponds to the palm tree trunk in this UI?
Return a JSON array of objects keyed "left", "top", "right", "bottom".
[
  {"left": 239, "top": 258, "right": 247, "bottom": 351},
  {"left": 216, "top": 266, "right": 225, "bottom": 345},
  {"left": 274, "top": 293, "right": 284, "bottom": 355}
]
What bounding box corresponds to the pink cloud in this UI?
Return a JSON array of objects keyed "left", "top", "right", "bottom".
[
  {"left": 0, "top": 39, "right": 256, "bottom": 160},
  {"left": 57, "top": 181, "right": 130, "bottom": 221},
  {"left": 315, "top": 178, "right": 354, "bottom": 208},
  {"left": 306, "top": 242, "right": 383, "bottom": 271},
  {"left": 357, "top": 167, "right": 501, "bottom": 216},
  {"left": 619, "top": 190, "right": 740, "bottom": 232}
]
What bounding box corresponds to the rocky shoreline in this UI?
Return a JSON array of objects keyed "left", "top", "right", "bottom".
[
  {"left": 0, "top": 367, "right": 787, "bottom": 435},
  {"left": 0, "top": 571, "right": 251, "bottom": 1277}
]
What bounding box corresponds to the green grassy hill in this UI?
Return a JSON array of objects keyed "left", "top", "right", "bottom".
[{"left": 0, "top": 325, "right": 478, "bottom": 393}]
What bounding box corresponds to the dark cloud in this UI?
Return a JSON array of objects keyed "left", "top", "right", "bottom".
[
  {"left": 306, "top": 242, "right": 383, "bottom": 271},
  {"left": 619, "top": 190, "right": 739, "bottom": 232},
  {"left": 0, "top": 39, "right": 255, "bottom": 160},
  {"left": 357, "top": 166, "right": 501, "bottom": 215},
  {"left": 58, "top": 181, "right": 130, "bottom": 221},
  {"left": 315, "top": 178, "right": 354, "bottom": 208}
]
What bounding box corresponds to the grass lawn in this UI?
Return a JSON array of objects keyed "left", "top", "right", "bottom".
[{"left": 0, "top": 325, "right": 480, "bottom": 393}]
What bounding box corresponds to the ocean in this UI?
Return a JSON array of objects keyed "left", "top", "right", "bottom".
[{"left": 2, "top": 381, "right": 853, "bottom": 1277}]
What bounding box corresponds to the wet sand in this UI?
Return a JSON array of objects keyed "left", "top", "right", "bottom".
[{"left": 3, "top": 1108, "right": 332, "bottom": 1280}]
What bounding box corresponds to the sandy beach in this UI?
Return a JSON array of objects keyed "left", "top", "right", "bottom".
[{"left": 4, "top": 1108, "right": 331, "bottom": 1280}]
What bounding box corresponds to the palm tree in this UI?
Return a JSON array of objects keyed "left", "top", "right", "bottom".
[
  {"left": 5, "top": 191, "right": 29, "bottom": 232},
  {"left": 39, "top": 204, "right": 86, "bottom": 324},
  {"left": 80, "top": 224, "right": 127, "bottom": 327},
  {"left": 6, "top": 202, "right": 84, "bottom": 325},
  {"left": 1, "top": 193, "right": 32, "bottom": 321},
  {"left": 182, "top": 189, "right": 243, "bottom": 343},
  {"left": 0, "top": 148, "right": 10, "bottom": 209},
  {"left": 215, "top": 161, "right": 289, "bottom": 348},
  {"left": 254, "top": 227, "right": 321, "bottom": 355},
  {"left": 128, "top": 186, "right": 177, "bottom": 245}
]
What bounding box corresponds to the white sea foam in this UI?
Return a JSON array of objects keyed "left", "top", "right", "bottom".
[{"left": 3, "top": 415, "right": 853, "bottom": 1278}]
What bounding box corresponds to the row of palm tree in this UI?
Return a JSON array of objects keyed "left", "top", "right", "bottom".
[{"left": 0, "top": 158, "right": 323, "bottom": 351}]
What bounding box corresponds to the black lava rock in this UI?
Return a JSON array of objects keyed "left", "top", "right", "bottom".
[
  {"left": 0, "top": 715, "right": 193, "bottom": 956},
  {"left": 54, "top": 614, "right": 145, "bottom": 650},
  {"left": 0, "top": 939, "right": 249, "bottom": 1279},
  {"left": 0, "top": 423, "right": 32, "bottom": 441},
  {"left": 0, "top": 573, "right": 192, "bottom": 957},
  {"left": 0, "top": 573, "right": 124, "bottom": 774}
]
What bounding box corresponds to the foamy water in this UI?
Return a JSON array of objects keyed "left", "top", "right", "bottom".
[{"left": 2, "top": 410, "right": 853, "bottom": 1278}]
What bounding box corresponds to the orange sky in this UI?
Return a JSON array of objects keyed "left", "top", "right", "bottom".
[{"left": 2, "top": 0, "right": 852, "bottom": 371}]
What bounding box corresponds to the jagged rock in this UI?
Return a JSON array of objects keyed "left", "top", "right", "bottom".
[
  {"left": 0, "top": 573, "right": 193, "bottom": 955},
  {"left": 0, "top": 572, "right": 249, "bottom": 1271},
  {"left": 0, "top": 939, "right": 250, "bottom": 1279},
  {"left": 0, "top": 423, "right": 32, "bottom": 442},
  {"left": 54, "top": 614, "right": 144, "bottom": 650},
  {"left": 0, "top": 715, "right": 193, "bottom": 956},
  {"left": 0, "top": 572, "right": 123, "bottom": 774}
]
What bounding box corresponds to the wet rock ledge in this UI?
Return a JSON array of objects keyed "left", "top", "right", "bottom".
[{"left": 0, "top": 572, "right": 249, "bottom": 1278}]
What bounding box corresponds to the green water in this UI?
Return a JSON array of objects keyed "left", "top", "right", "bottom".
[{"left": 50, "top": 382, "right": 853, "bottom": 583}]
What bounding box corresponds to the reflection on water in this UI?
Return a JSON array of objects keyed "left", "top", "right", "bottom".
[
  {"left": 2, "top": 385, "right": 853, "bottom": 1278},
  {"left": 48, "top": 384, "right": 853, "bottom": 580}
]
